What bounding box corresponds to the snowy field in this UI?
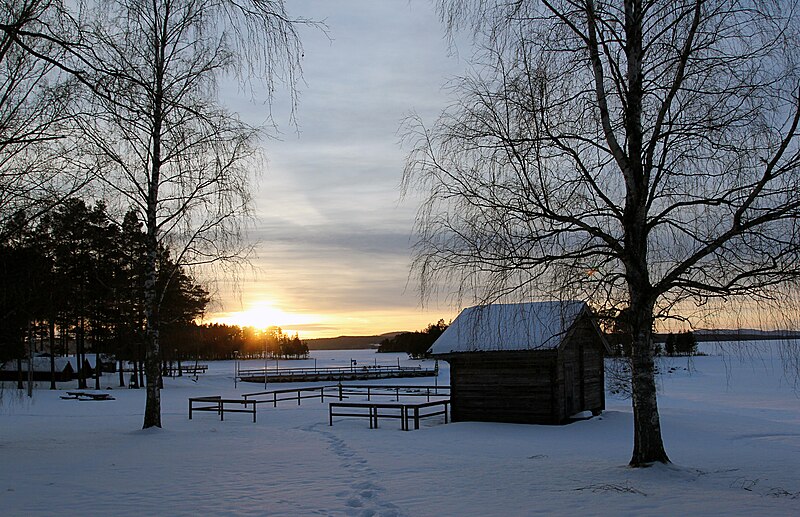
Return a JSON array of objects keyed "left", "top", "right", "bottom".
[{"left": 2, "top": 343, "right": 799, "bottom": 516}]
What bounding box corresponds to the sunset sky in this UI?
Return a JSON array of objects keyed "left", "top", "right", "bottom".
[{"left": 209, "top": 1, "right": 467, "bottom": 337}]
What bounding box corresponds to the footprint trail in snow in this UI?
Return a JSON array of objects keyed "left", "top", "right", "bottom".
[{"left": 302, "top": 423, "right": 404, "bottom": 517}]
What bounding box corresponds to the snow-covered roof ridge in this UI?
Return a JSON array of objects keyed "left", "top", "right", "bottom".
[
  {"left": 429, "top": 300, "right": 589, "bottom": 354},
  {"left": 1, "top": 356, "right": 73, "bottom": 372}
]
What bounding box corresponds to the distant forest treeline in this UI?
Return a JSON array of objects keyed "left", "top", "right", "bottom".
[
  {"left": 0, "top": 199, "right": 307, "bottom": 388},
  {"left": 377, "top": 320, "right": 448, "bottom": 358},
  {"left": 198, "top": 324, "right": 309, "bottom": 360}
]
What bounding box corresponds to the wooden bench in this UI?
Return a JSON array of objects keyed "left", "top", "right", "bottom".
[
  {"left": 329, "top": 400, "right": 449, "bottom": 431},
  {"left": 188, "top": 396, "right": 257, "bottom": 423},
  {"left": 61, "top": 391, "right": 115, "bottom": 401}
]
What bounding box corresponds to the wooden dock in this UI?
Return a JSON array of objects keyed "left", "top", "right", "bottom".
[{"left": 237, "top": 364, "right": 438, "bottom": 383}]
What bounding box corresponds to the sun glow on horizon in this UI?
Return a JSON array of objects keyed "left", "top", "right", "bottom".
[
  {"left": 206, "top": 302, "right": 456, "bottom": 339},
  {"left": 209, "top": 300, "right": 322, "bottom": 334}
]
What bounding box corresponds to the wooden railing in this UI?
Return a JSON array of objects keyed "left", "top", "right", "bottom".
[
  {"left": 338, "top": 384, "right": 450, "bottom": 402},
  {"left": 189, "top": 396, "right": 257, "bottom": 422},
  {"left": 241, "top": 386, "right": 329, "bottom": 407},
  {"left": 328, "top": 399, "right": 450, "bottom": 431},
  {"left": 190, "top": 384, "right": 451, "bottom": 429}
]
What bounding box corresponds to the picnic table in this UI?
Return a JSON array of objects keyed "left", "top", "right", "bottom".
[
  {"left": 165, "top": 364, "right": 208, "bottom": 375},
  {"left": 60, "top": 391, "right": 115, "bottom": 401}
]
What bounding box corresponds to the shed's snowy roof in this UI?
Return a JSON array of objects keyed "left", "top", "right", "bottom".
[
  {"left": 429, "top": 301, "right": 589, "bottom": 354},
  {"left": 1, "top": 356, "right": 72, "bottom": 372}
]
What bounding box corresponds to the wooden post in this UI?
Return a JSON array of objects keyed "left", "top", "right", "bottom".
[
  {"left": 414, "top": 406, "right": 420, "bottom": 430},
  {"left": 233, "top": 351, "right": 238, "bottom": 390},
  {"left": 338, "top": 383, "right": 343, "bottom": 401},
  {"left": 188, "top": 399, "right": 192, "bottom": 420}
]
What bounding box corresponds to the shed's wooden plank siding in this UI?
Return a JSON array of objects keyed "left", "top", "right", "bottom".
[{"left": 444, "top": 350, "right": 560, "bottom": 424}]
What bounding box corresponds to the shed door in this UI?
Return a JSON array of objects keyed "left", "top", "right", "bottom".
[{"left": 564, "top": 365, "right": 576, "bottom": 416}]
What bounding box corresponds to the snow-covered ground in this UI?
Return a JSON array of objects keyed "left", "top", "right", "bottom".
[{"left": 2, "top": 344, "right": 799, "bottom": 516}]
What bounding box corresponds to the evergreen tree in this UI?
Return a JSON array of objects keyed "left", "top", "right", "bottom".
[
  {"left": 675, "top": 332, "right": 697, "bottom": 356},
  {"left": 664, "top": 333, "right": 676, "bottom": 356},
  {"left": 378, "top": 319, "right": 449, "bottom": 359}
]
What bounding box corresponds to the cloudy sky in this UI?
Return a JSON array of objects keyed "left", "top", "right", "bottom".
[{"left": 210, "top": 1, "right": 469, "bottom": 337}]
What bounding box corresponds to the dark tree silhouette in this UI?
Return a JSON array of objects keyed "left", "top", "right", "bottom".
[{"left": 378, "top": 320, "right": 448, "bottom": 359}]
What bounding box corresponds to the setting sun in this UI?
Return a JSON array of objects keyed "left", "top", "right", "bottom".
[{"left": 211, "top": 300, "right": 320, "bottom": 332}]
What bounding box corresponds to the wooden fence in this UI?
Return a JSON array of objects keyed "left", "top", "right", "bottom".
[
  {"left": 189, "top": 384, "right": 451, "bottom": 429},
  {"left": 329, "top": 399, "right": 450, "bottom": 431},
  {"left": 188, "top": 396, "right": 257, "bottom": 422}
]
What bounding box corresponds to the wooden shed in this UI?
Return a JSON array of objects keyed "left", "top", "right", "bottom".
[
  {"left": 429, "top": 301, "right": 610, "bottom": 425},
  {"left": 0, "top": 356, "right": 75, "bottom": 382}
]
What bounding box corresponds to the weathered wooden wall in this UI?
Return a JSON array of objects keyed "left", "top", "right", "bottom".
[
  {"left": 558, "top": 314, "right": 606, "bottom": 419},
  {"left": 445, "top": 350, "right": 559, "bottom": 424}
]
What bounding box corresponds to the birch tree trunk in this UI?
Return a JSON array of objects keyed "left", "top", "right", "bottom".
[{"left": 141, "top": 10, "right": 167, "bottom": 429}]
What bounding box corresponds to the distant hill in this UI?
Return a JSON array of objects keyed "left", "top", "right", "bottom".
[
  {"left": 309, "top": 329, "right": 800, "bottom": 349},
  {"left": 654, "top": 329, "right": 800, "bottom": 342},
  {"left": 305, "top": 332, "right": 405, "bottom": 350},
  {"left": 692, "top": 329, "right": 800, "bottom": 341}
]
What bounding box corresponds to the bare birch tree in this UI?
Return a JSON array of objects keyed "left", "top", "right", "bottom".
[
  {"left": 75, "top": 0, "right": 310, "bottom": 428},
  {"left": 405, "top": 0, "right": 800, "bottom": 466}
]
